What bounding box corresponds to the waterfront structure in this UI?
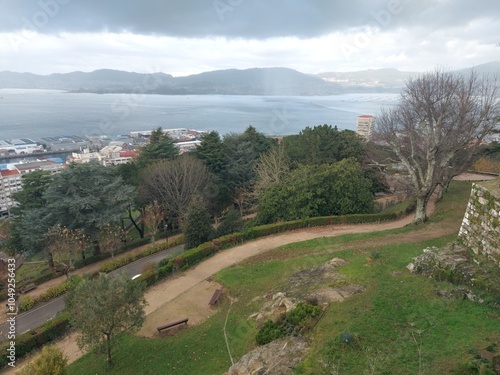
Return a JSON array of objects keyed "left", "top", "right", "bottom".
[
  {"left": 356, "top": 115, "right": 374, "bottom": 141},
  {"left": 0, "top": 139, "right": 43, "bottom": 155}
]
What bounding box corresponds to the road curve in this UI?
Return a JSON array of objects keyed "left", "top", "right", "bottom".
[{"left": 0, "top": 244, "right": 184, "bottom": 342}]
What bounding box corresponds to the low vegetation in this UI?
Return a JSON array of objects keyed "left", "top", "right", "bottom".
[{"left": 66, "top": 181, "right": 500, "bottom": 375}]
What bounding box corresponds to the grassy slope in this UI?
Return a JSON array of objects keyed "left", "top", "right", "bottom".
[{"left": 68, "top": 182, "right": 499, "bottom": 374}]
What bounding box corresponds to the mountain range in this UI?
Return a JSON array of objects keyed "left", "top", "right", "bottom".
[{"left": 0, "top": 62, "right": 498, "bottom": 96}]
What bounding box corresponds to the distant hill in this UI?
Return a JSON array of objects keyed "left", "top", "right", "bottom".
[
  {"left": 0, "top": 62, "right": 498, "bottom": 95},
  {"left": 313, "top": 68, "right": 413, "bottom": 91}
]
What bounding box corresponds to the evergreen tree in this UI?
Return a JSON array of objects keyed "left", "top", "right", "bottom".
[
  {"left": 195, "top": 130, "right": 229, "bottom": 178},
  {"left": 283, "top": 125, "right": 364, "bottom": 167},
  {"left": 183, "top": 197, "right": 213, "bottom": 249},
  {"left": 135, "top": 127, "right": 178, "bottom": 169}
]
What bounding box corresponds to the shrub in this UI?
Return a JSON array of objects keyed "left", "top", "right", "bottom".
[
  {"left": 0, "top": 312, "right": 71, "bottom": 370},
  {"left": 19, "top": 295, "right": 35, "bottom": 312},
  {"left": 16, "top": 345, "right": 68, "bottom": 375},
  {"left": 286, "top": 303, "right": 321, "bottom": 327},
  {"left": 256, "top": 320, "right": 284, "bottom": 345}
]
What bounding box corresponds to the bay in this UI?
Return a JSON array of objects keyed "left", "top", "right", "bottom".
[{"left": 0, "top": 89, "right": 398, "bottom": 140}]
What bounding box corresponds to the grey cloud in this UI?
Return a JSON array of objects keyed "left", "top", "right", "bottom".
[{"left": 0, "top": 0, "right": 499, "bottom": 39}]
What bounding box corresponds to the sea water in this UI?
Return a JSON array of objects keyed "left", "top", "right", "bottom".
[{"left": 0, "top": 89, "right": 398, "bottom": 140}]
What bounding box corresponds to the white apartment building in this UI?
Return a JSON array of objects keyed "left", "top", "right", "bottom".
[
  {"left": 356, "top": 115, "right": 374, "bottom": 141},
  {"left": 0, "top": 159, "right": 64, "bottom": 217},
  {"left": 0, "top": 169, "right": 22, "bottom": 218}
]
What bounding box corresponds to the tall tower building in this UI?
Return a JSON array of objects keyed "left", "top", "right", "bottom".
[{"left": 356, "top": 115, "right": 374, "bottom": 140}]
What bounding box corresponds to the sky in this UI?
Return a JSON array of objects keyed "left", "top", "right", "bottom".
[{"left": 0, "top": 0, "right": 499, "bottom": 76}]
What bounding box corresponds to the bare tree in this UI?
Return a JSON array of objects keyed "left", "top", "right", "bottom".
[
  {"left": 138, "top": 155, "right": 211, "bottom": 226},
  {"left": 374, "top": 70, "right": 500, "bottom": 223},
  {"left": 142, "top": 201, "right": 165, "bottom": 243},
  {"left": 254, "top": 143, "right": 290, "bottom": 195},
  {"left": 45, "top": 225, "right": 88, "bottom": 279}
]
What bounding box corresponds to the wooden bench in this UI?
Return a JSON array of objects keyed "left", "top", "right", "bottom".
[
  {"left": 156, "top": 318, "right": 188, "bottom": 332},
  {"left": 21, "top": 283, "right": 37, "bottom": 294},
  {"left": 209, "top": 288, "right": 223, "bottom": 305}
]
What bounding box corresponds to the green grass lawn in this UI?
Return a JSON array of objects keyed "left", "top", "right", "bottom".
[{"left": 68, "top": 181, "right": 500, "bottom": 374}]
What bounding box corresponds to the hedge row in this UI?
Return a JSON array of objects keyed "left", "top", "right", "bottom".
[
  {"left": 99, "top": 236, "right": 184, "bottom": 273},
  {"left": 137, "top": 210, "right": 409, "bottom": 289},
  {"left": 19, "top": 276, "right": 82, "bottom": 312},
  {"left": 0, "top": 311, "right": 71, "bottom": 369}
]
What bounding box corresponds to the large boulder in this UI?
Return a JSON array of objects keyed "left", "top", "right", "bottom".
[{"left": 224, "top": 337, "right": 310, "bottom": 375}]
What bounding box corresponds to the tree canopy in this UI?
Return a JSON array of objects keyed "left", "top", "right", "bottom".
[
  {"left": 257, "top": 158, "right": 373, "bottom": 224},
  {"left": 138, "top": 155, "right": 211, "bottom": 226},
  {"left": 283, "top": 125, "right": 364, "bottom": 167},
  {"left": 135, "top": 127, "right": 178, "bottom": 169},
  {"left": 65, "top": 273, "right": 147, "bottom": 365},
  {"left": 373, "top": 70, "right": 500, "bottom": 223},
  {"left": 13, "top": 162, "right": 134, "bottom": 256}
]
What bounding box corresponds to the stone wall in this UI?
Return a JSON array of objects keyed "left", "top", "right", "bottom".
[{"left": 458, "top": 180, "right": 500, "bottom": 265}]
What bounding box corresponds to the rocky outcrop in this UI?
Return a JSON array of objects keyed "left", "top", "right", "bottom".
[
  {"left": 248, "top": 258, "right": 365, "bottom": 324},
  {"left": 224, "top": 337, "right": 310, "bottom": 375}
]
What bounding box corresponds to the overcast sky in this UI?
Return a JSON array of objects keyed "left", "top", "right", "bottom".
[{"left": 0, "top": 0, "right": 499, "bottom": 76}]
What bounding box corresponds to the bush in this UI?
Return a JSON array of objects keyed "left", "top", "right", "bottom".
[
  {"left": 19, "top": 295, "right": 35, "bottom": 312},
  {"left": 16, "top": 345, "right": 68, "bottom": 375},
  {"left": 286, "top": 303, "right": 321, "bottom": 327},
  {"left": 0, "top": 312, "right": 71, "bottom": 370},
  {"left": 256, "top": 320, "right": 284, "bottom": 345}
]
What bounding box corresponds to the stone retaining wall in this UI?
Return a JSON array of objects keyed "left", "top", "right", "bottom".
[{"left": 458, "top": 180, "right": 500, "bottom": 265}]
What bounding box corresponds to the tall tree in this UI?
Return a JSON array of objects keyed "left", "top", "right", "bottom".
[
  {"left": 374, "top": 70, "right": 500, "bottom": 223},
  {"left": 183, "top": 196, "right": 213, "bottom": 250},
  {"left": 195, "top": 130, "right": 229, "bottom": 178},
  {"left": 42, "top": 162, "right": 135, "bottom": 255},
  {"left": 254, "top": 143, "right": 290, "bottom": 195},
  {"left": 65, "top": 273, "right": 147, "bottom": 365},
  {"left": 8, "top": 171, "right": 53, "bottom": 256},
  {"left": 223, "top": 126, "right": 275, "bottom": 192},
  {"left": 135, "top": 127, "right": 178, "bottom": 169},
  {"left": 138, "top": 155, "right": 211, "bottom": 227}
]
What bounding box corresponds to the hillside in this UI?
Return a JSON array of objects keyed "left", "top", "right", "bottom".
[{"left": 1, "top": 62, "right": 498, "bottom": 96}]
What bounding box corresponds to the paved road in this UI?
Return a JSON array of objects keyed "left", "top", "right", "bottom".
[{"left": 0, "top": 243, "right": 184, "bottom": 342}]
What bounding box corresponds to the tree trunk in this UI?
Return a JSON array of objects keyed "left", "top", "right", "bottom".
[
  {"left": 106, "top": 334, "right": 112, "bottom": 364},
  {"left": 48, "top": 252, "right": 55, "bottom": 272},
  {"left": 129, "top": 208, "right": 144, "bottom": 238},
  {"left": 93, "top": 239, "right": 101, "bottom": 256},
  {"left": 413, "top": 196, "right": 428, "bottom": 224}
]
